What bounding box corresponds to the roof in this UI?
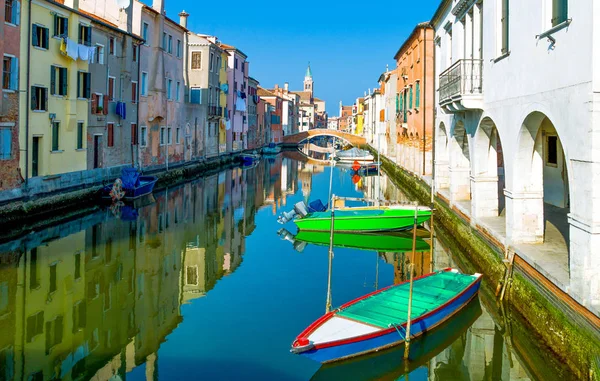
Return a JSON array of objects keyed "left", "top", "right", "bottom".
[
  {"left": 431, "top": 0, "right": 452, "bottom": 29},
  {"left": 314, "top": 97, "right": 324, "bottom": 102},
  {"left": 257, "top": 88, "right": 276, "bottom": 97},
  {"left": 290, "top": 91, "right": 312, "bottom": 102},
  {"left": 140, "top": 4, "right": 188, "bottom": 33},
  {"left": 305, "top": 63, "right": 313, "bottom": 78},
  {"left": 79, "top": 9, "right": 118, "bottom": 28},
  {"left": 220, "top": 43, "right": 248, "bottom": 59},
  {"left": 393, "top": 22, "right": 433, "bottom": 60}
]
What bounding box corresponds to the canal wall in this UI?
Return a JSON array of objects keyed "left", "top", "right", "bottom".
[{"left": 368, "top": 146, "right": 600, "bottom": 380}]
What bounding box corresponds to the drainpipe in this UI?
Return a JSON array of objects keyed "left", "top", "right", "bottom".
[
  {"left": 430, "top": 24, "right": 436, "bottom": 207},
  {"left": 423, "top": 27, "right": 427, "bottom": 177},
  {"left": 24, "top": 0, "right": 32, "bottom": 185}
]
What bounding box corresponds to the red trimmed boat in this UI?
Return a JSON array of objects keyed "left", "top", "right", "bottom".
[{"left": 290, "top": 268, "right": 482, "bottom": 363}]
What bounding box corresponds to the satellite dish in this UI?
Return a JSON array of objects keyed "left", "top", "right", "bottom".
[{"left": 116, "top": 0, "right": 130, "bottom": 9}]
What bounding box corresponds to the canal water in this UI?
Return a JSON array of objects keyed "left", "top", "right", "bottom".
[{"left": 0, "top": 155, "right": 564, "bottom": 380}]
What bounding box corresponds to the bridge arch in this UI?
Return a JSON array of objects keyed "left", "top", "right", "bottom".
[{"left": 282, "top": 130, "right": 366, "bottom": 146}]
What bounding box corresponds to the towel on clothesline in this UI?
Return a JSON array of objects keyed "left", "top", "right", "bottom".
[
  {"left": 88, "top": 46, "right": 96, "bottom": 64},
  {"left": 78, "top": 44, "right": 90, "bottom": 61},
  {"left": 66, "top": 38, "right": 78, "bottom": 60}
]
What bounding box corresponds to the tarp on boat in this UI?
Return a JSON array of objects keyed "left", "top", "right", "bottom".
[
  {"left": 336, "top": 148, "right": 371, "bottom": 159},
  {"left": 121, "top": 168, "right": 141, "bottom": 190}
]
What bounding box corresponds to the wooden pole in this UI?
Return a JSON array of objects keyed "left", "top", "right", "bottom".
[
  {"left": 404, "top": 202, "right": 419, "bottom": 360},
  {"left": 326, "top": 194, "right": 336, "bottom": 314},
  {"left": 429, "top": 211, "right": 434, "bottom": 273}
]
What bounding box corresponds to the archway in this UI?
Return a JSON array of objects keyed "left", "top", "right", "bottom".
[
  {"left": 472, "top": 117, "right": 506, "bottom": 220},
  {"left": 449, "top": 121, "right": 471, "bottom": 203},
  {"left": 435, "top": 122, "right": 450, "bottom": 191},
  {"left": 510, "top": 112, "right": 570, "bottom": 245}
]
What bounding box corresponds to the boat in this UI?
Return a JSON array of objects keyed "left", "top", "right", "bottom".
[
  {"left": 310, "top": 297, "right": 482, "bottom": 380},
  {"left": 240, "top": 152, "right": 260, "bottom": 164},
  {"left": 292, "top": 205, "right": 432, "bottom": 233},
  {"left": 102, "top": 168, "right": 158, "bottom": 201},
  {"left": 290, "top": 268, "right": 483, "bottom": 364},
  {"left": 333, "top": 148, "right": 374, "bottom": 163},
  {"left": 278, "top": 230, "right": 430, "bottom": 253},
  {"left": 262, "top": 143, "right": 281, "bottom": 154}
]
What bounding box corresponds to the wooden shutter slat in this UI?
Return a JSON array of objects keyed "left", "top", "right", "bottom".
[
  {"left": 50, "top": 66, "right": 56, "bottom": 95},
  {"left": 103, "top": 95, "right": 108, "bottom": 115}
]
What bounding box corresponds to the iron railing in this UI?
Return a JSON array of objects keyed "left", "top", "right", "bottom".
[{"left": 438, "top": 59, "right": 483, "bottom": 103}]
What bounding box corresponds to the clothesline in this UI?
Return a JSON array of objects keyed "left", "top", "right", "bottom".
[{"left": 60, "top": 37, "right": 96, "bottom": 63}]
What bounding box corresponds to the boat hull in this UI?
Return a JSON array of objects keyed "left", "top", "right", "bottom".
[
  {"left": 294, "top": 231, "right": 430, "bottom": 252},
  {"left": 294, "top": 211, "right": 431, "bottom": 233},
  {"left": 298, "top": 274, "right": 482, "bottom": 363},
  {"left": 102, "top": 176, "right": 158, "bottom": 201}
]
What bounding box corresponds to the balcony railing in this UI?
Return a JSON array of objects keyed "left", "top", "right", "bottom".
[{"left": 438, "top": 59, "right": 483, "bottom": 104}]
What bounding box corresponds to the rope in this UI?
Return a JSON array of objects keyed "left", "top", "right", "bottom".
[{"left": 390, "top": 323, "right": 406, "bottom": 341}]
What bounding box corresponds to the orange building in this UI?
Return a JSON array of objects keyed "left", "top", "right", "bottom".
[
  {"left": 257, "top": 87, "right": 283, "bottom": 143},
  {"left": 393, "top": 22, "right": 434, "bottom": 176}
]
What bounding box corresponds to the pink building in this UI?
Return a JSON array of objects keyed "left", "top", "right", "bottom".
[{"left": 221, "top": 44, "right": 248, "bottom": 152}]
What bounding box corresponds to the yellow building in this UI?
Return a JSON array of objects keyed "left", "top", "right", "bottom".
[
  {"left": 356, "top": 103, "right": 364, "bottom": 135},
  {"left": 219, "top": 51, "right": 228, "bottom": 154},
  {"left": 19, "top": 0, "right": 91, "bottom": 178}
]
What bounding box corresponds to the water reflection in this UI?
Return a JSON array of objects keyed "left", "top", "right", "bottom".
[{"left": 0, "top": 156, "right": 547, "bottom": 380}]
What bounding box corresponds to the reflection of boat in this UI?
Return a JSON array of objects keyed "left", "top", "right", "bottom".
[
  {"left": 333, "top": 148, "right": 374, "bottom": 163},
  {"left": 290, "top": 268, "right": 483, "bottom": 363},
  {"left": 102, "top": 168, "right": 158, "bottom": 201},
  {"left": 293, "top": 205, "right": 432, "bottom": 233},
  {"left": 310, "top": 297, "right": 482, "bottom": 380},
  {"left": 240, "top": 153, "right": 260, "bottom": 164},
  {"left": 262, "top": 143, "right": 281, "bottom": 154},
  {"left": 281, "top": 230, "right": 430, "bottom": 253}
]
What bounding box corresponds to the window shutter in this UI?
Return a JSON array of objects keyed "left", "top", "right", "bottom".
[
  {"left": 85, "top": 28, "right": 91, "bottom": 46},
  {"left": 131, "top": 124, "right": 137, "bottom": 145},
  {"left": 54, "top": 15, "right": 58, "bottom": 37},
  {"left": 108, "top": 124, "right": 113, "bottom": 147},
  {"left": 103, "top": 95, "right": 108, "bottom": 115},
  {"left": 64, "top": 18, "right": 68, "bottom": 37},
  {"left": 30, "top": 87, "right": 35, "bottom": 110},
  {"left": 44, "top": 27, "right": 49, "bottom": 49},
  {"left": 85, "top": 73, "right": 90, "bottom": 98},
  {"left": 44, "top": 88, "right": 48, "bottom": 110},
  {"left": 409, "top": 87, "right": 413, "bottom": 109},
  {"left": 91, "top": 93, "right": 97, "bottom": 114},
  {"left": 50, "top": 66, "right": 56, "bottom": 95},
  {"left": 32, "top": 26, "right": 38, "bottom": 46},
  {"left": 78, "top": 25, "right": 82, "bottom": 44},
  {"left": 1, "top": 128, "right": 12, "bottom": 159},
  {"left": 61, "top": 68, "right": 68, "bottom": 95},
  {"left": 416, "top": 82, "right": 420, "bottom": 108},
  {"left": 13, "top": 0, "right": 19, "bottom": 26},
  {"left": 132, "top": 83, "right": 136, "bottom": 103},
  {"left": 10, "top": 57, "right": 18, "bottom": 90}
]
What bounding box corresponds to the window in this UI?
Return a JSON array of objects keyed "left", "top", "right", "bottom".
[
  {"left": 191, "top": 51, "right": 201, "bottom": 69},
  {"left": 5, "top": 0, "right": 20, "bottom": 25},
  {"left": 415, "top": 81, "right": 420, "bottom": 108},
  {"left": 2, "top": 55, "right": 17, "bottom": 90},
  {"left": 77, "top": 72, "right": 91, "bottom": 98},
  {"left": 142, "top": 22, "right": 149, "bottom": 43},
  {"left": 109, "top": 37, "right": 115, "bottom": 55},
  {"left": 107, "top": 123, "right": 114, "bottom": 147},
  {"left": 26, "top": 311, "right": 44, "bottom": 342},
  {"left": 175, "top": 81, "right": 180, "bottom": 101},
  {"left": 53, "top": 15, "right": 68, "bottom": 38},
  {"left": 210, "top": 52, "right": 214, "bottom": 71},
  {"left": 31, "top": 86, "right": 47, "bottom": 111},
  {"left": 77, "top": 122, "right": 84, "bottom": 149},
  {"left": 0, "top": 127, "right": 12, "bottom": 160},
  {"left": 167, "top": 127, "right": 172, "bottom": 145},
  {"left": 96, "top": 44, "right": 105, "bottom": 64},
  {"left": 78, "top": 24, "right": 91, "bottom": 46},
  {"left": 186, "top": 266, "right": 198, "bottom": 285},
  {"left": 132, "top": 43, "right": 138, "bottom": 61},
  {"left": 162, "top": 32, "right": 167, "bottom": 50},
  {"left": 190, "top": 87, "right": 201, "bottom": 104},
  {"left": 176, "top": 39, "right": 181, "bottom": 57},
  {"left": 32, "top": 24, "right": 49, "bottom": 49},
  {"left": 45, "top": 316, "right": 64, "bottom": 354},
  {"left": 166, "top": 78, "right": 172, "bottom": 100},
  {"left": 49, "top": 263, "right": 57, "bottom": 293},
  {"left": 160, "top": 126, "right": 166, "bottom": 145},
  {"left": 217, "top": 56, "right": 221, "bottom": 71},
  {"left": 132, "top": 81, "right": 138, "bottom": 104},
  {"left": 131, "top": 123, "right": 138, "bottom": 145},
  {"left": 49, "top": 65, "right": 67, "bottom": 96},
  {"left": 140, "top": 126, "right": 147, "bottom": 146},
  {"left": 108, "top": 76, "right": 115, "bottom": 101},
  {"left": 52, "top": 121, "right": 59, "bottom": 151},
  {"left": 547, "top": 135, "right": 558, "bottom": 166},
  {"left": 168, "top": 35, "right": 172, "bottom": 54},
  {"left": 91, "top": 93, "right": 107, "bottom": 115},
  {"left": 409, "top": 86, "right": 413, "bottom": 109},
  {"left": 552, "top": 0, "right": 568, "bottom": 27},
  {"left": 141, "top": 72, "right": 148, "bottom": 96},
  {"left": 500, "top": 0, "right": 509, "bottom": 54},
  {"left": 176, "top": 127, "right": 180, "bottom": 144},
  {"left": 234, "top": 57, "right": 238, "bottom": 69},
  {"left": 72, "top": 302, "right": 85, "bottom": 332}
]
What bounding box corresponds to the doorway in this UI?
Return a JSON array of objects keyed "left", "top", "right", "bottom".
[
  {"left": 93, "top": 135, "right": 103, "bottom": 169},
  {"left": 32, "top": 137, "right": 40, "bottom": 177}
]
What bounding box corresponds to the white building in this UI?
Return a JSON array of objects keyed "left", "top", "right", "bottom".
[
  {"left": 327, "top": 117, "right": 339, "bottom": 130},
  {"left": 433, "top": 0, "right": 598, "bottom": 313}
]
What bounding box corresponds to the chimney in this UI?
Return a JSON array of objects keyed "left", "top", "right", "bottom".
[
  {"left": 64, "top": 0, "right": 79, "bottom": 10},
  {"left": 284, "top": 82, "right": 289, "bottom": 91},
  {"left": 274, "top": 84, "right": 279, "bottom": 90},
  {"left": 152, "top": 0, "right": 164, "bottom": 16},
  {"left": 179, "top": 10, "right": 189, "bottom": 28}
]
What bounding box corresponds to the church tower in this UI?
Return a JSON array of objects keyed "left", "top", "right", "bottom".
[{"left": 304, "top": 62, "right": 314, "bottom": 98}]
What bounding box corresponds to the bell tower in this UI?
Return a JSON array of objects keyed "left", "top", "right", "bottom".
[{"left": 303, "top": 62, "right": 313, "bottom": 98}]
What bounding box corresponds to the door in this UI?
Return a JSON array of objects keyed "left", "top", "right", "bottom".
[
  {"left": 32, "top": 137, "right": 40, "bottom": 177},
  {"left": 93, "top": 135, "right": 103, "bottom": 169}
]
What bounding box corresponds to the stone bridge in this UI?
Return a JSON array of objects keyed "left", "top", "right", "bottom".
[{"left": 283, "top": 129, "right": 366, "bottom": 146}]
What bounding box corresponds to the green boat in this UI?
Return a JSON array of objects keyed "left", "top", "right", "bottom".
[
  {"left": 293, "top": 205, "right": 432, "bottom": 233},
  {"left": 293, "top": 230, "right": 431, "bottom": 252}
]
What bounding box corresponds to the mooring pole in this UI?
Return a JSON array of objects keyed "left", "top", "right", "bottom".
[
  {"left": 404, "top": 202, "right": 419, "bottom": 360},
  {"left": 326, "top": 194, "right": 336, "bottom": 314}
]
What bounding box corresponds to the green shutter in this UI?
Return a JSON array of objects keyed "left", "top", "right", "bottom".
[
  {"left": 64, "top": 19, "right": 68, "bottom": 38},
  {"left": 409, "top": 87, "right": 413, "bottom": 109},
  {"left": 52, "top": 123, "right": 59, "bottom": 151},
  {"left": 43, "top": 27, "right": 49, "bottom": 49},
  {"left": 416, "top": 82, "right": 420, "bottom": 108},
  {"left": 50, "top": 66, "right": 56, "bottom": 95},
  {"left": 31, "top": 86, "right": 36, "bottom": 110},
  {"left": 399, "top": 92, "right": 403, "bottom": 114},
  {"left": 77, "top": 123, "right": 83, "bottom": 149},
  {"left": 32, "top": 26, "right": 38, "bottom": 46},
  {"left": 53, "top": 15, "right": 59, "bottom": 37},
  {"left": 84, "top": 73, "right": 90, "bottom": 98},
  {"left": 61, "top": 68, "right": 68, "bottom": 96},
  {"left": 77, "top": 72, "right": 81, "bottom": 98},
  {"left": 501, "top": 0, "right": 509, "bottom": 53},
  {"left": 552, "top": 0, "right": 568, "bottom": 26}
]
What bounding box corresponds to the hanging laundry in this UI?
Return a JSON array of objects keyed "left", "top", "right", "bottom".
[
  {"left": 66, "top": 38, "right": 78, "bottom": 60},
  {"left": 241, "top": 92, "right": 247, "bottom": 99},
  {"left": 226, "top": 120, "right": 231, "bottom": 130},
  {"left": 78, "top": 44, "right": 90, "bottom": 61},
  {"left": 88, "top": 46, "right": 96, "bottom": 64},
  {"left": 115, "top": 102, "right": 127, "bottom": 119},
  {"left": 236, "top": 97, "right": 246, "bottom": 112},
  {"left": 60, "top": 39, "right": 67, "bottom": 56},
  {"left": 220, "top": 83, "right": 229, "bottom": 94}
]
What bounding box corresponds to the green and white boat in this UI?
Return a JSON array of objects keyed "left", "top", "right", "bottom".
[
  {"left": 292, "top": 205, "right": 432, "bottom": 233},
  {"left": 291, "top": 230, "right": 430, "bottom": 252}
]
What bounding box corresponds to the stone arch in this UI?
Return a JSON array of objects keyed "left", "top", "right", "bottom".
[
  {"left": 449, "top": 120, "right": 471, "bottom": 202},
  {"left": 472, "top": 117, "right": 506, "bottom": 218},
  {"left": 435, "top": 121, "right": 450, "bottom": 190},
  {"left": 509, "top": 111, "right": 570, "bottom": 244}
]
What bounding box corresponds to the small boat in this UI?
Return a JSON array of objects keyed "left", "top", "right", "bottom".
[
  {"left": 333, "top": 148, "right": 374, "bottom": 163},
  {"left": 310, "top": 297, "right": 482, "bottom": 380},
  {"left": 262, "top": 143, "right": 281, "bottom": 155},
  {"left": 103, "top": 168, "right": 158, "bottom": 201},
  {"left": 291, "top": 268, "right": 483, "bottom": 364},
  {"left": 293, "top": 205, "right": 432, "bottom": 233},
  {"left": 279, "top": 230, "right": 430, "bottom": 253},
  {"left": 240, "top": 152, "right": 260, "bottom": 164}
]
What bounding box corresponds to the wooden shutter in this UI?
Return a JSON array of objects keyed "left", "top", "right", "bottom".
[
  {"left": 12, "top": 0, "right": 19, "bottom": 26},
  {"left": 416, "top": 82, "right": 420, "bottom": 108},
  {"left": 44, "top": 87, "right": 48, "bottom": 111},
  {"left": 131, "top": 123, "right": 137, "bottom": 145},
  {"left": 108, "top": 78, "right": 114, "bottom": 101},
  {"left": 552, "top": 0, "right": 567, "bottom": 26},
  {"left": 53, "top": 15, "right": 59, "bottom": 37},
  {"left": 103, "top": 95, "right": 108, "bottom": 115},
  {"left": 43, "top": 27, "right": 49, "bottom": 49},
  {"left": 10, "top": 57, "right": 17, "bottom": 90},
  {"left": 85, "top": 73, "right": 91, "bottom": 99},
  {"left": 50, "top": 66, "right": 56, "bottom": 95},
  {"left": 77, "top": 72, "right": 80, "bottom": 98},
  {"left": 64, "top": 18, "right": 68, "bottom": 37},
  {"left": 409, "top": 87, "right": 413, "bottom": 109},
  {"left": 501, "top": 0, "right": 509, "bottom": 53},
  {"left": 32, "top": 26, "right": 38, "bottom": 46},
  {"left": 60, "top": 68, "right": 67, "bottom": 96},
  {"left": 132, "top": 82, "right": 137, "bottom": 103},
  {"left": 85, "top": 27, "right": 91, "bottom": 46},
  {"left": 91, "top": 93, "right": 97, "bottom": 114},
  {"left": 107, "top": 123, "right": 114, "bottom": 147}
]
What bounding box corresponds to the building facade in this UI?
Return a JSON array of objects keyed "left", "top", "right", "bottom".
[
  {"left": 291, "top": 64, "right": 326, "bottom": 132},
  {"left": 223, "top": 45, "right": 248, "bottom": 152},
  {"left": 257, "top": 87, "right": 282, "bottom": 144},
  {"left": 247, "top": 76, "right": 259, "bottom": 149}
]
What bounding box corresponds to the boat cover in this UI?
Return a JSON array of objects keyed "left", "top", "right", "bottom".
[
  {"left": 121, "top": 168, "right": 141, "bottom": 190},
  {"left": 308, "top": 199, "right": 328, "bottom": 212},
  {"left": 337, "top": 271, "right": 475, "bottom": 328},
  {"left": 336, "top": 148, "right": 371, "bottom": 158},
  {"left": 310, "top": 209, "right": 385, "bottom": 219}
]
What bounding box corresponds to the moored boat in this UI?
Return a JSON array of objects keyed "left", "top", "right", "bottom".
[
  {"left": 291, "top": 268, "right": 483, "bottom": 363},
  {"left": 262, "top": 142, "right": 282, "bottom": 154},
  {"left": 102, "top": 168, "right": 158, "bottom": 201},
  {"left": 240, "top": 152, "right": 260, "bottom": 164},
  {"left": 333, "top": 148, "right": 374, "bottom": 163},
  {"left": 290, "top": 230, "right": 430, "bottom": 252}
]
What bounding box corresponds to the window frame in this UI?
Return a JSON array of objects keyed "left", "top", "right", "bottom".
[
  {"left": 131, "top": 81, "right": 138, "bottom": 104},
  {"left": 142, "top": 22, "right": 149, "bottom": 44},
  {"left": 0, "top": 126, "right": 13, "bottom": 160},
  {"left": 140, "top": 72, "right": 148, "bottom": 96},
  {"left": 191, "top": 51, "right": 202, "bottom": 70},
  {"left": 51, "top": 121, "right": 60, "bottom": 151},
  {"left": 76, "top": 121, "right": 84, "bottom": 150},
  {"left": 140, "top": 125, "right": 148, "bottom": 147},
  {"left": 108, "top": 76, "right": 116, "bottom": 101}
]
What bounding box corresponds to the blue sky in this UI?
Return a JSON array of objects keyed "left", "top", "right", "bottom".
[{"left": 164, "top": 0, "right": 440, "bottom": 116}]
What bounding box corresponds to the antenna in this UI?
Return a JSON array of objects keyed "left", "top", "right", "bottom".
[{"left": 116, "top": 0, "right": 130, "bottom": 10}]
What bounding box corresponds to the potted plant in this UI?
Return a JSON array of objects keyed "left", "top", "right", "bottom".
[{"left": 96, "top": 106, "right": 103, "bottom": 114}]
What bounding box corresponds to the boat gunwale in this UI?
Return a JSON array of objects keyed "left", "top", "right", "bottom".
[{"left": 293, "top": 268, "right": 482, "bottom": 352}]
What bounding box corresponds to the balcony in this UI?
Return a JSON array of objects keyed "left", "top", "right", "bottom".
[{"left": 438, "top": 59, "right": 483, "bottom": 113}]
